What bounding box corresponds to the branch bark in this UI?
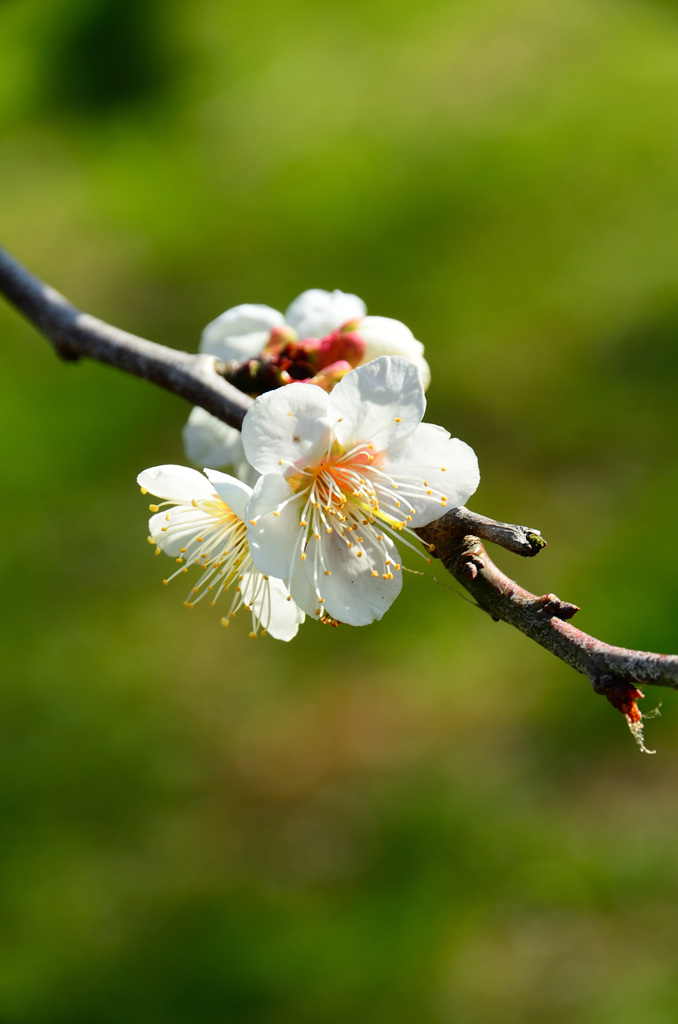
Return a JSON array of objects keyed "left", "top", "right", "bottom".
[
  {"left": 0, "top": 245, "right": 251, "bottom": 428},
  {"left": 1, "top": 241, "right": 673, "bottom": 748}
]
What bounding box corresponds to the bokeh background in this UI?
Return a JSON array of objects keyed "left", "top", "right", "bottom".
[{"left": 3, "top": 0, "right": 678, "bottom": 1020}]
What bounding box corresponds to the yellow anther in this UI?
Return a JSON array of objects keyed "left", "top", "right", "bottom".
[
  {"left": 301, "top": 552, "right": 307, "bottom": 561},
  {"left": 149, "top": 504, "right": 160, "bottom": 513},
  {"left": 279, "top": 459, "right": 284, "bottom": 465},
  {"left": 175, "top": 557, "right": 183, "bottom": 564},
  {"left": 427, "top": 490, "right": 432, "bottom": 496},
  {"left": 180, "top": 547, "right": 186, "bottom": 553},
  {"left": 162, "top": 579, "right": 169, "bottom": 586},
  {"left": 300, "top": 519, "right": 308, "bottom": 527},
  {"left": 140, "top": 487, "right": 148, "bottom": 495},
  {"left": 323, "top": 570, "right": 332, "bottom": 576},
  {"left": 394, "top": 563, "right": 401, "bottom": 571},
  {"left": 182, "top": 567, "right": 188, "bottom": 573},
  {"left": 191, "top": 499, "right": 199, "bottom": 507},
  {"left": 371, "top": 570, "right": 379, "bottom": 577},
  {"left": 261, "top": 630, "right": 267, "bottom": 637},
  {"left": 394, "top": 417, "right": 402, "bottom": 423},
  {"left": 147, "top": 536, "right": 155, "bottom": 546},
  {"left": 356, "top": 551, "right": 363, "bottom": 558},
  {"left": 392, "top": 483, "right": 399, "bottom": 490},
  {"left": 249, "top": 632, "right": 258, "bottom": 639},
  {"left": 273, "top": 511, "right": 281, "bottom": 517},
  {"left": 286, "top": 595, "right": 292, "bottom": 601},
  {"left": 428, "top": 543, "right": 435, "bottom": 552},
  {"left": 196, "top": 536, "right": 203, "bottom": 543},
  {"left": 326, "top": 526, "right": 333, "bottom": 533},
  {"left": 249, "top": 519, "right": 257, "bottom": 525},
  {"left": 161, "top": 526, "right": 168, "bottom": 532},
  {"left": 441, "top": 466, "right": 447, "bottom": 472},
  {"left": 221, "top": 617, "right": 230, "bottom": 627}
]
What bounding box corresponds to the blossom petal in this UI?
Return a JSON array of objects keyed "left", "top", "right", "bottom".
[
  {"left": 241, "top": 383, "right": 332, "bottom": 476},
  {"left": 385, "top": 423, "right": 480, "bottom": 526},
  {"left": 284, "top": 289, "right": 366, "bottom": 339},
  {"left": 137, "top": 465, "right": 216, "bottom": 502},
  {"left": 289, "top": 528, "right": 403, "bottom": 626},
  {"left": 329, "top": 356, "right": 425, "bottom": 451},
  {"left": 239, "top": 572, "right": 305, "bottom": 641},
  {"left": 200, "top": 304, "right": 284, "bottom": 362},
  {"left": 246, "top": 474, "right": 305, "bottom": 580},
  {"left": 182, "top": 406, "right": 244, "bottom": 468},
  {"left": 358, "top": 315, "right": 431, "bottom": 389},
  {"left": 203, "top": 469, "right": 252, "bottom": 520},
  {"left": 148, "top": 507, "right": 210, "bottom": 557}
]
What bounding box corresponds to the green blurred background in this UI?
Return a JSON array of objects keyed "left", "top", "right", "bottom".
[{"left": 2, "top": 0, "right": 678, "bottom": 1020}]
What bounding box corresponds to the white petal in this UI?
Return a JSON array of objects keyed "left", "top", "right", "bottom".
[
  {"left": 385, "top": 423, "right": 480, "bottom": 527},
  {"left": 137, "top": 465, "right": 215, "bottom": 502},
  {"left": 200, "top": 304, "right": 284, "bottom": 362},
  {"left": 240, "top": 572, "right": 305, "bottom": 641},
  {"left": 203, "top": 469, "right": 252, "bottom": 520},
  {"left": 182, "top": 406, "right": 245, "bottom": 468},
  {"left": 246, "top": 474, "right": 305, "bottom": 580},
  {"left": 290, "top": 528, "right": 403, "bottom": 626},
  {"left": 241, "top": 383, "right": 332, "bottom": 476},
  {"left": 329, "top": 356, "right": 425, "bottom": 451},
  {"left": 284, "top": 289, "right": 366, "bottom": 339},
  {"left": 358, "top": 316, "right": 431, "bottom": 390},
  {"left": 232, "top": 455, "right": 261, "bottom": 489},
  {"left": 148, "top": 507, "right": 210, "bottom": 556}
]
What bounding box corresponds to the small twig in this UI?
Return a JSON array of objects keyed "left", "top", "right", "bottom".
[
  {"left": 438, "top": 507, "right": 546, "bottom": 557},
  {"left": 0, "top": 245, "right": 251, "bottom": 429}
]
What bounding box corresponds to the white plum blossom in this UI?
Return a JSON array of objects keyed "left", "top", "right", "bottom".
[
  {"left": 242, "top": 356, "right": 479, "bottom": 627},
  {"left": 138, "top": 465, "right": 304, "bottom": 641},
  {"left": 182, "top": 289, "right": 429, "bottom": 475}
]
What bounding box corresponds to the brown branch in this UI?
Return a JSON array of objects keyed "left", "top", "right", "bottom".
[
  {"left": 0, "top": 244, "right": 252, "bottom": 429},
  {"left": 1, "top": 241, "right": 674, "bottom": 748},
  {"left": 417, "top": 515, "right": 677, "bottom": 751}
]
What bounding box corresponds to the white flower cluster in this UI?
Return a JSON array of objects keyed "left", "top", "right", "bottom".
[{"left": 139, "top": 290, "right": 479, "bottom": 641}]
